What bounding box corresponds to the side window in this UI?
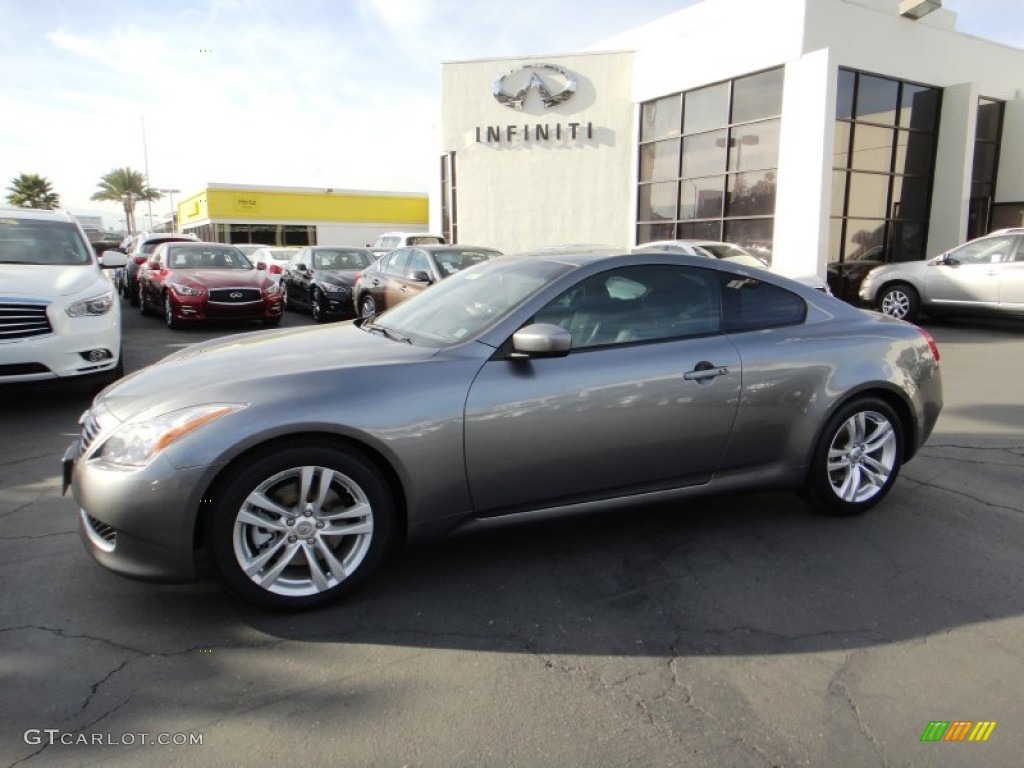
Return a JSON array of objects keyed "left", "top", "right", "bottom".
[
  {"left": 533, "top": 265, "right": 721, "bottom": 349},
  {"left": 405, "top": 250, "right": 431, "bottom": 277},
  {"left": 720, "top": 275, "right": 806, "bottom": 332},
  {"left": 1014, "top": 237, "right": 1024, "bottom": 262},
  {"left": 386, "top": 250, "right": 409, "bottom": 276},
  {"left": 949, "top": 235, "right": 1017, "bottom": 265}
]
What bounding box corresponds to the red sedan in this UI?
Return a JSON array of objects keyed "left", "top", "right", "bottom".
[{"left": 138, "top": 242, "right": 283, "bottom": 329}]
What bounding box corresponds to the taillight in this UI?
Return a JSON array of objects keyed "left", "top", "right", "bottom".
[
  {"left": 917, "top": 327, "right": 940, "bottom": 362},
  {"left": 270, "top": 264, "right": 282, "bottom": 274},
  {"left": 133, "top": 255, "right": 148, "bottom": 264}
]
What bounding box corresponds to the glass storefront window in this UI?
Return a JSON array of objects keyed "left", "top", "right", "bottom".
[
  {"left": 727, "top": 170, "right": 777, "bottom": 217},
  {"left": 851, "top": 124, "right": 894, "bottom": 173},
  {"left": 846, "top": 172, "right": 890, "bottom": 219},
  {"left": 640, "top": 139, "right": 682, "bottom": 182},
  {"left": 638, "top": 182, "right": 678, "bottom": 223},
  {"left": 835, "top": 69, "right": 855, "bottom": 120},
  {"left": 682, "top": 130, "right": 728, "bottom": 178},
  {"left": 894, "top": 130, "right": 935, "bottom": 177},
  {"left": 728, "top": 119, "right": 780, "bottom": 172},
  {"left": 677, "top": 220, "right": 721, "bottom": 241},
  {"left": 732, "top": 69, "right": 783, "bottom": 123},
  {"left": 641, "top": 94, "right": 683, "bottom": 142},
  {"left": 856, "top": 74, "right": 899, "bottom": 125},
  {"left": 684, "top": 82, "right": 730, "bottom": 135},
  {"left": 900, "top": 84, "right": 939, "bottom": 130},
  {"left": 723, "top": 218, "right": 774, "bottom": 259},
  {"left": 680, "top": 176, "right": 725, "bottom": 220}
]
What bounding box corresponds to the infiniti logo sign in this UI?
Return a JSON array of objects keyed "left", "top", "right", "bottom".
[
  {"left": 229, "top": 292, "right": 243, "bottom": 299},
  {"left": 492, "top": 64, "right": 577, "bottom": 111}
]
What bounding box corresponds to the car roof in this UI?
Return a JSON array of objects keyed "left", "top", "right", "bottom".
[
  {"left": 392, "top": 244, "right": 501, "bottom": 253},
  {"left": 0, "top": 207, "right": 80, "bottom": 223}
]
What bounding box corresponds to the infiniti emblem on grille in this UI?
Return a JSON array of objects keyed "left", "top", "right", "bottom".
[
  {"left": 229, "top": 292, "right": 243, "bottom": 298},
  {"left": 493, "top": 63, "right": 577, "bottom": 111}
]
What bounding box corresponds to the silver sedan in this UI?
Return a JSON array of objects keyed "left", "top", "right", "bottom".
[
  {"left": 64, "top": 249, "right": 943, "bottom": 610},
  {"left": 860, "top": 229, "right": 1024, "bottom": 321}
]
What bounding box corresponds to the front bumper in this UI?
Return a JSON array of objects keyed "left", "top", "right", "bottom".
[
  {"left": 171, "top": 294, "right": 283, "bottom": 322},
  {"left": 65, "top": 439, "right": 222, "bottom": 582},
  {"left": 0, "top": 312, "right": 121, "bottom": 383}
]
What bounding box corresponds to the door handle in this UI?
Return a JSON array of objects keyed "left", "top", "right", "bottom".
[{"left": 684, "top": 362, "right": 729, "bottom": 381}]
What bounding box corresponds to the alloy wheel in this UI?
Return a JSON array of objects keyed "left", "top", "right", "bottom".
[{"left": 825, "top": 410, "right": 897, "bottom": 503}]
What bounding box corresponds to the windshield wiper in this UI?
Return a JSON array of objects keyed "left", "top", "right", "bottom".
[{"left": 363, "top": 322, "right": 412, "bottom": 344}]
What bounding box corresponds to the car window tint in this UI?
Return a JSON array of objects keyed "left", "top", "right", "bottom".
[
  {"left": 387, "top": 250, "right": 409, "bottom": 275},
  {"left": 949, "top": 235, "right": 1017, "bottom": 265},
  {"left": 535, "top": 265, "right": 722, "bottom": 349},
  {"left": 435, "top": 249, "right": 499, "bottom": 276},
  {"left": 405, "top": 250, "right": 431, "bottom": 277},
  {"left": 720, "top": 275, "right": 805, "bottom": 332}
]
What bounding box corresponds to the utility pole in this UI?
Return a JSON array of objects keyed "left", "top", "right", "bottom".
[{"left": 142, "top": 116, "right": 154, "bottom": 231}]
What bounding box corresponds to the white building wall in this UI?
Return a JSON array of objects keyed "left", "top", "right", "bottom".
[
  {"left": 441, "top": 52, "right": 635, "bottom": 253},
  {"left": 929, "top": 83, "right": 978, "bottom": 255}
]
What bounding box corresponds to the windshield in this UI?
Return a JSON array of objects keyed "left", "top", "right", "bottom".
[
  {"left": 693, "top": 244, "right": 765, "bottom": 268},
  {"left": 268, "top": 248, "right": 297, "bottom": 259},
  {"left": 168, "top": 245, "right": 253, "bottom": 269},
  {"left": 313, "top": 249, "right": 373, "bottom": 270},
  {"left": 371, "top": 258, "right": 573, "bottom": 346},
  {"left": 141, "top": 238, "right": 193, "bottom": 254},
  {"left": 407, "top": 235, "right": 445, "bottom": 245},
  {"left": 0, "top": 218, "right": 92, "bottom": 265}
]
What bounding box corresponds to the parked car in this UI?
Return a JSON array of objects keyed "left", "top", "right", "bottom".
[
  {"left": 633, "top": 240, "right": 832, "bottom": 293},
  {"left": 136, "top": 242, "right": 283, "bottom": 328},
  {"left": 0, "top": 208, "right": 126, "bottom": 384},
  {"left": 826, "top": 246, "right": 887, "bottom": 301},
  {"left": 354, "top": 245, "right": 502, "bottom": 317},
  {"left": 249, "top": 246, "right": 299, "bottom": 276},
  {"left": 281, "top": 246, "right": 374, "bottom": 321},
  {"left": 64, "top": 247, "right": 942, "bottom": 610},
  {"left": 368, "top": 231, "right": 446, "bottom": 258},
  {"left": 859, "top": 229, "right": 1024, "bottom": 321},
  {"left": 115, "top": 232, "right": 199, "bottom": 306}
]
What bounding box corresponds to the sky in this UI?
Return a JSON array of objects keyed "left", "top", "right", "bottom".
[{"left": 1, "top": 0, "right": 1021, "bottom": 230}]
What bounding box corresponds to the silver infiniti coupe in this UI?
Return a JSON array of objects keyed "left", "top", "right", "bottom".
[{"left": 64, "top": 249, "right": 943, "bottom": 610}]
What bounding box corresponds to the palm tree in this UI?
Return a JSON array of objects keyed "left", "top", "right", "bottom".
[
  {"left": 90, "top": 167, "right": 160, "bottom": 234},
  {"left": 5, "top": 173, "right": 60, "bottom": 209}
]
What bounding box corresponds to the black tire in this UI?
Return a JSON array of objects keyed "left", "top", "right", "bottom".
[
  {"left": 359, "top": 294, "right": 377, "bottom": 319},
  {"left": 310, "top": 289, "right": 327, "bottom": 323},
  {"left": 138, "top": 283, "right": 152, "bottom": 316},
  {"left": 877, "top": 283, "right": 920, "bottom": 322},
  {"left": 206, "top": 442, "right": 397, "bottom": 611},
  {"left": 282, "top": 283, "right": 294, "bottom": 311},
  {"left": 127, "top": 277, "right": 140, "bottom": 307},
  {"left": 164, "top": 293, "right": 180, "bottom": 329},
  {"left": 802, "top": 397, "right": 904, "bottom": 517}
]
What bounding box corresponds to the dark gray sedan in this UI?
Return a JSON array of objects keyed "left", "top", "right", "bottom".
[{"left": 64, "top": 249, "right": 943, "bottom": 610}]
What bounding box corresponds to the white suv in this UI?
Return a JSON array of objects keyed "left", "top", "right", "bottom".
[
  {"left": 368, "top": 231, "right": 446, "bottom": 257},
  {"left": 0, "top": 208, "right": 126, "bottom": 383}
]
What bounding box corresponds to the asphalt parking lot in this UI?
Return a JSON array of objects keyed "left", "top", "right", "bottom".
[{"left": 1, "top": 301, "right": 1022, "bottom": 767}]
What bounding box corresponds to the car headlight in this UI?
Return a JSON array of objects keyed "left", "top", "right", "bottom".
[
  {"left": 65, "top": 292, "right": 115, "bottom": 317},
  {"left": 169, "top": 282, "right": 203, "bottom": 297},
  {"left": 98, "top": 403, "right": 246, "bottom": 467},
  {"left": 324, "top": 283, "right": 350, "bottom": 294},
  {"left": 263, "top": 283, "right": 282, "bottom": 296}
]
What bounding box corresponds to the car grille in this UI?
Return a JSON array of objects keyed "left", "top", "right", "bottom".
[
  {"left": 0, "top": 300, "right": 52, "bottom": 340},
  {"left": 81, "top": 510, "right": 117, "bottom": 552},
  {"left": 79, "top": 410, "right": 102, "bottom": 452},
  {"left": 209, "top": 288, "right": 261, "bottom": 303}
]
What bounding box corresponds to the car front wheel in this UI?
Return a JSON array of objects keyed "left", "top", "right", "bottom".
[
  {"left": 127, "top": 277, "right": 140, "bottom": 307},
  {"left": 164, "top": 293, "right": 180, "bottom": 329},
  {"left": 207, "top": 443, "right": 396, "bottom": 610},
  {"left": 138, "top": 283, "right": 152, "bottom": 316},
  {"left": 310, "top": 289, "right": 327, "bottom": 322},
  {"left": 878, "top": 283, "right": 920, "bottom": 322},
  {"left": 803, "top": 397, "right": 903, "bottom": 516},
  {"left": 359, "top": 294, "right": 377, "bottom": 318}
]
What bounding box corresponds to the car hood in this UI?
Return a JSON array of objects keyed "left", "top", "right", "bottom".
[
  {"left": 0, "top": 264, "right": 103, "bottom": 298},
  {"left": 866, "top": 260, "right": 933, "bottom": 279},
  {"left": 95, "top": 322, "right": 441, "bottom": 422},
  {"left": 171, "top": 269, "right": 269, "bottom": 289}
]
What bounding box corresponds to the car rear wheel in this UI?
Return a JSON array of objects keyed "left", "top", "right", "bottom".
[
  {"left": 282, "top": 283, "right": 293, "bottom": 311},
  {"left": 164, "top": 293, "right": 180, "bottom": 329},
  {"left": 311, "top": 289, "right": 327, "bottom": 323},
  {"left": 138, "top": 283, "right": 152, "bottom": 316},
  {"left": 207, "top": 443, "right": 396, "bottom": 610},
  {"left": 127, "top": 277, "right": 140, "bottom": 307},
  {"left": 359, "top": 294, "right": 377, "bottom": 318},
  {"left": 878, "top": 283, "right": 920, "bottom": 322},
  {"left": 803, "top": 397, "right": 903, "bottom": 516}
]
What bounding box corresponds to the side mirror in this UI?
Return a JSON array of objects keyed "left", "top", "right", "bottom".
[
  {"left": 255, "top": 262, "right": 267, "bottom": 270},
  {"left": 132, "top": 255, "right": 148, "bottom": 265},
  {"left": 410, "top": 270, "right": 433, "bottom": 284},
  {"left": 98, "top": 252, "right": 127, "bottom": 269},
  {"left": 269, "top": 264, "right": 282, "bottom": 274},
  {"left": 511, "top": 323, "right": 572, "bottom": 358}
]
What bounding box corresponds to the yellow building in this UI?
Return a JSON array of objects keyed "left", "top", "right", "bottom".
[{"left": 177, "top": 183, "right": 429, "bottom": 247}]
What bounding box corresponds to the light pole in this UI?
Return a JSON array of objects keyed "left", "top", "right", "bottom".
[{"left": 158, "top": 188, "right": 180, "bottom": 232}]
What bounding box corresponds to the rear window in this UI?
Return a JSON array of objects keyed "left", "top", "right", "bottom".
[
  {"left": 434, "top": 249, "right": 500, "bottom": 276},
  {"left": 0, "top": 218, "right": 91, "bottom": 265},
  {"left": 407, "top": 235, "right": 445, "bottom": 246},
  {"left": 140, "top": 237, "right": 194, "bottom": 254},
  {"left": 721, "top": 275, "right": 806, "bottom": 332}
]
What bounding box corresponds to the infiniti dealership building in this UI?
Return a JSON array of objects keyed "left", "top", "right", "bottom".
[{"left": 437, "top": 0, "right": 1024, "bottom": 281}]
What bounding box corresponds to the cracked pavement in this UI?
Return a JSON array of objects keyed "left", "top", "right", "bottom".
[{"left": 1, "top": 310, "right": 1023, "bottom": 767}]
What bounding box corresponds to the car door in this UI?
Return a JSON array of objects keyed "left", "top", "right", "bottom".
[
  {"left": 997, "top": 236, "right": 1024, "bottom": 309},
  {"left": 293, "top": 249, "right": 314, "bottom": 305},
  {"left": 464, "top": 264, "right": 742, "bottom": 515},
  {"left": 926, "top": 234, "right": 1017, "bottom": 307},
  {"left": 140, "top": 245, "right": 165, "bottom": 307},
  {"left": 387, "top": 248, "right": 433, "bottom": 307},
  {"left": 380, "top": 249, "right": 410, "bottom": 310}
]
